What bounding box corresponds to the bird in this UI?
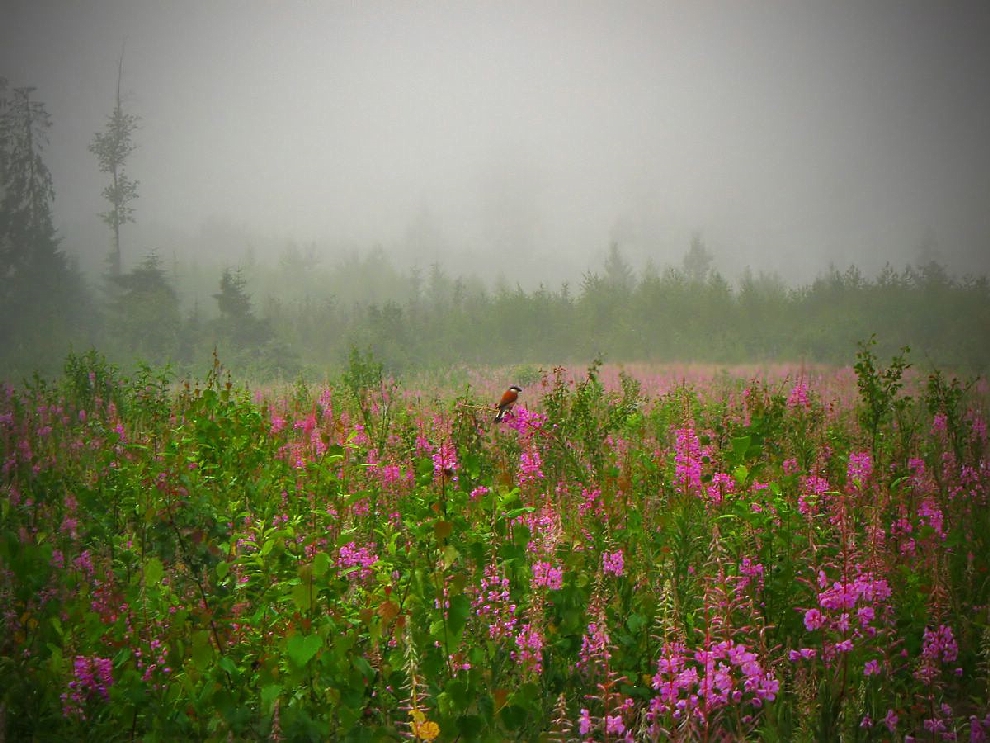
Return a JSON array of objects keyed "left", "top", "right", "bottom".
[{"left": 494, "top": 385, "right": 522, "bottom": 423}]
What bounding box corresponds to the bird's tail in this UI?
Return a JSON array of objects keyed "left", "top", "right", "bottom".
[{"left": 494, "top": 410, "right": 505, "bottom": 423}]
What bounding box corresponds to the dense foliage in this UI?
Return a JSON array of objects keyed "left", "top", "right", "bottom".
[
  {"left": 2, "top": 347, "right": 989, "bottom": 740},
  {"left": 250, "top": 248, "right": 989, "bottom": 377},
  {"left": 8, "top": 231, "right": 990, "bottom": 382}
]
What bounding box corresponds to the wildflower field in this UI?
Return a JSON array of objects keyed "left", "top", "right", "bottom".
[{"left": 2, "top": 343, "right": 989, "bottom": 741}]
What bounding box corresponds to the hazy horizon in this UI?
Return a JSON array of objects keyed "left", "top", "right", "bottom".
[{"left": 4, "top": 1, "right": 990, "bottom": 289}]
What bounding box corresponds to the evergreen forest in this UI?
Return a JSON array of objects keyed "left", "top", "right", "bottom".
[{"left": 2, "top": 78, "right": 988, "bottom": 384}]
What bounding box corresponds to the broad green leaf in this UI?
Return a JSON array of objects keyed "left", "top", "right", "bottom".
[
  {"left": 190, "top": 630, "right": 214, "bottom": 671},
  {"left": 144, "top": 557, "right": 164, "bottom": 586},
  {"left": 626, "top": 612, "right": 647, "bottom": 633},
  {"left": 286, "top": 633, "right": 322, "bottom": 668},
  {"left": 499, "top": 704, "right": 527, "bottom": 730},
  {"left": 731, "top": 435, "right": 751, "bottom": 460},
  {"left": 352, "top": 653, "right": 374, "bottom": 680},
  {"left": 447, "top": 594, "right": 471, "bottom": 639},
  {"left": 291, "top": 583, "right": 314, "bottom": 612},
  {"left": 733, "top": 464, "right": 749, "bottom": 486},
  {"left": 442, "top": 544, "right": 460, "bottom": 568},
  {"left": 261, "top": 684, "right": 282, "bottom": 714},
  {"left": 312, "top": 551, "right": 331, "bottom": 578}
]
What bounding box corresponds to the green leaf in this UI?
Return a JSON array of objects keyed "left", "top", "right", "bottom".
[
  {"left": 216, "top": 561, "right": 229, "bottom": 580},
  {"left": 445, "top": 677, "right": 470, "bottom": 708},
  {"left": 731, "top": 435, "right": 751, "bottom": 461},
  {"left": 626, "top": 612, "right": 647, "bottom": 634},
  {"left": 353, "top": 653, "right": 374, "bottom": 680},
  {"left": 218, "top": 655, "right": 239, "bottom": 678},
  {"left": 286, "top": 633, "right": 322, "bottom": 668},
  {"left": 429, "top": 619, "right": 446, "bottom": 639},
  {"left": 261, "top": 683, "right": 281, "bottom": 714},
  {"left": 291, "top": 583, "right": 314, "bottom": 612},
  {"left": 457, "top": 713, "right": 484, "bottom": 738},
  {"left": 312, "top": 551, "right": 331, "bottom": 578},
  {"left": 144, "top": 556, "right": 164, "bottom": 586},
  {"left": 447, "top": 594, "right": 471, "bottom": 640},
  {"left": 191, "top": 629, "right": 214, "bottom": 671},
  {"left": 733, "top": 464, "right": 749, "bottom": 486},
  {"left": 442, "top": 544, "right": 460, "bottom": 568},
  {"left": 499, "top": 704, "right": 527, "bottom": 730}
]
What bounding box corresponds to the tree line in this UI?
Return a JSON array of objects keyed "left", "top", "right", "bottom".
[
  {"left": 254, "top": 241, "right": 989, "bottom": 377},
  {"left": 2, "top": 77, "right": 988, "bottom": 382}
]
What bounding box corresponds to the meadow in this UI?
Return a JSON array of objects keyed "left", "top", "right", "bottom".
[{"left": 1, "top": 342, "right": 989, "bottom": 741}]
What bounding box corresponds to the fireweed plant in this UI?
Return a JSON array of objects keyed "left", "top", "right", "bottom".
[{"left": 1, "top": 348, "right": 989, "bottom": 741}]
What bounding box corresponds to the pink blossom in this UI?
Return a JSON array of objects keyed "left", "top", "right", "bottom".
[
  {"left": 511, "top": 623, "right": 544, "bottom": 675},
  {"left": 577, "top": 621, "right": 611, "bottom": 672},
  {"left": 674, "top": 426, "right": 705, "bottom": 494},
  {"left": 803, "top": 608, "right": 824, "bottom": 631},
  {"left": 531, "top": 561, "right": 563, "bottom": 590},
  {"left": 847, "top": 451, "right": 872, "bottom": 487},
  {"left": 578, "top": 708, "right": 592, "bottom": 735},
  {"left": 787, "top": 380, "right": 810, "bottom": 409},
  {"left": 707, "top": 472, "right": 734, "bottom": 505},
  {"left": 518, "top": 448, "right": 543, "bottom": 486},
  {"left": 605, "top": 714, "right": 625, "bottom": 735},
  {"left": 602, "top": 550, "right": 624, "bottom": 577},
  {"left": 473, "top": 564, "right": 517, "bottom": 641},
  {"left": 337, "top": 541, "right": 379, "bottom": 582},
  {"left": 432, "top": 440, "right": 458, "bottom": 479}
]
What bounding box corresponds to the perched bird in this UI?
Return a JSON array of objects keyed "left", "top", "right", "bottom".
[{"left": 494, "top": 385, "right": 522, "bottom": 423}]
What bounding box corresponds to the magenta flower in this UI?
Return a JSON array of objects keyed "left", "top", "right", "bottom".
[
  {"left": 847, "top": 451, "right": 872, "bottom": 487},
  {"left": 605, "top": 714, "right": 625, "bottom": 735},
  {"left": 578, "top": 708, "right": 592, "bottom": 735},
  {"left": 788, "top": 647, "right": 817, "bottom": 662},
  {"left": 707, "top": 472, "right": 734, "bottom": 505},
  {"left": 62, "top": 655, "right": 114, "bottom": 719},
  {"left": 531, "top": 561, "right": 563, "bottom": 590},
  {"left": 518, "top": 448, "right": 544, "bottom": 486},
  {"left": 511, "top": 623, "right": 544, "bottom": 675},
  {"left": 921, "top": 624, "right": 959, "bottom": 665},
  {"left": 337, "top": 541, "right": 379, "bottom": 582},
  {"left": 473, "top": 564, "right": 517, "bottom": 641},
  {"left": 577, "top": 621, "right": 611, "bottom": 673},
  {"left": 674, "top": 426, "right": 705, "bottom": 494},
  {"left": 803, "top": 608, "right": 824, "bottom": 631},
  {"left": 432, "top": 440, "right": 458, "bottom": 479},
  {"left": 649, "top": 639, "right": 778, "bottom": 722},
  {"left": 787, "top": 380, "right": 810, "bottom": 409},
  {"left": 602, "top": 549, "right": 625, "bottom": 577}
]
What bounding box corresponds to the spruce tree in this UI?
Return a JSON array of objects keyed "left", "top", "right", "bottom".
[{"left": 89, "top": 53, "right": 139, "bottom": 279}]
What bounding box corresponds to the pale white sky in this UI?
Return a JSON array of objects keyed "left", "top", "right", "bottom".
[{"left": 3, "top": 1, "right": 989, "bottom": 285}]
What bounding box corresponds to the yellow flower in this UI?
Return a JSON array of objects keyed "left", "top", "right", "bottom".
[
  {"left": 408, "top": 709, "right": 439, "bottom": 741},
  {"left": 413, "top": 720, "right": 440, "bottom": 741}
]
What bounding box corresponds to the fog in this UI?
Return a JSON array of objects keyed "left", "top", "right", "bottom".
[{"left": 3, "top": 1, "right": 989, "bottom": 287}]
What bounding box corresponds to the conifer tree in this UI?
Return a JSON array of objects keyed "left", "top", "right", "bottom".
[
  {"left": 0, "top": 79, "right": 85, "bottom": 374},
  {"left": 107, "top": 252, "right": 181, "bottom": 364},
  {"left": 89, "top": 53, "right": 139, "bottom": 279}
]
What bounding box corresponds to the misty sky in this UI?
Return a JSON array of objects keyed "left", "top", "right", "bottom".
[{"left": 3, "top": 1, "right": 989, "bottom": 286}]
